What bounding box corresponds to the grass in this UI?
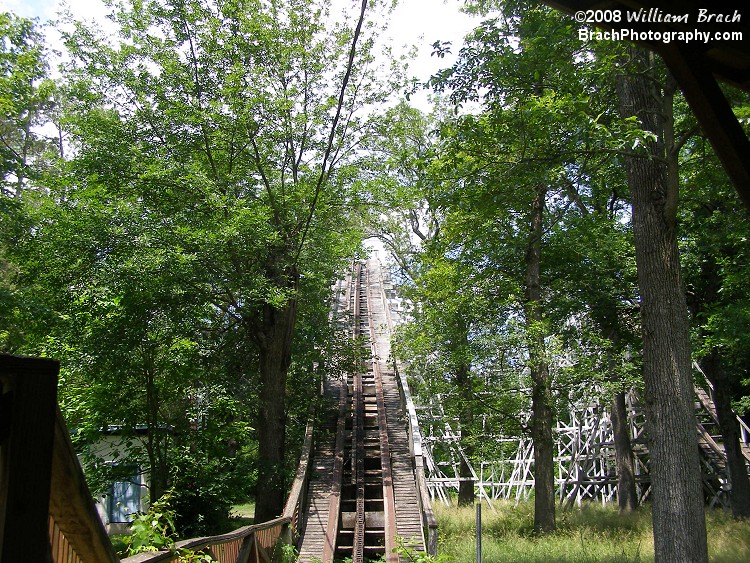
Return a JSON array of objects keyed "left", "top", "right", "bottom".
[
  {"left": 226, "top": 501, "right": 256, "bottom": 529},
  {"left": 433, "top": 501, "right": 750, "bottom": 562}
]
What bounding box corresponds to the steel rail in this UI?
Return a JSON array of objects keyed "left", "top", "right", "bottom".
[{"left": 318, "top": 262, "right": 402, "bottom": 562}]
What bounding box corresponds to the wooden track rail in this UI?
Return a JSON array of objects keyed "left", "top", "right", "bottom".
[
  {"left": 297, "top": 260, "right": 428, "bottom": 562},
  {"left": 331, "top": 262, "right": 398, "bottom": 561},
  {"left": 367, "top": 265, "right": 398, "bottom": 562}
]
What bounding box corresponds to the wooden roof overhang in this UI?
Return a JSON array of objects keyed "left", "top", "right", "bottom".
[{"left": 539, "top": 0, "right": 750, "bottom": 210}]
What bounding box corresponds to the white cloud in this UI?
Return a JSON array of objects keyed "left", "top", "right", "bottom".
[
  {"left": 5, "top": 0, "right": 482, "bottom": 112},
  {"left": 0, "top": 0, "right": 111, "bottom": 26}
]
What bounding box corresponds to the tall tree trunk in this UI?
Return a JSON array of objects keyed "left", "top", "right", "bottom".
[
  {"left": 611, "top": 391, "right": 638, "bottom": 512},
  {"left": 525, "top": 185, "right": 555, "bottom": 533},
  {"left": 617, "top": 48, "right": 707, "bottom": 562},
  {"left": 602, "top": 326, "right": 638, "bottom": 513},
  {"left": 144, "top": 363, "right": 168, "bottom": 502},
  {"left": 455, "top": 359, "right": 475, "bottom": 507},
  {"left": 254, "top": 269, "right": 299, "bottom": 523},
  {"left": 600, "top": 324, "right": 639, "bottom": 513},
  {"left": 701, "top": 352, "right": 750, "bottom": 518}
]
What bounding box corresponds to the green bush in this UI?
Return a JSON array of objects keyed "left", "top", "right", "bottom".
[
  {"left": 168, "top": 445, "right": 236, "bottom": 537},
  {"left": 126, "top": 493, "right": 178, "bottom": 555},
  {"left": 125, "top": 492, "right": 217, "bottom": 562}
]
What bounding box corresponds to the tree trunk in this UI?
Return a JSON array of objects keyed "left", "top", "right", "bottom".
[
  {"left": 617, "top": 47, "right": 707, "bottom": 562},
  {"left": 611, "top": 391, "right": 638, "bottom": 512},
  {"left": 598, "top": 324, "right": 639, "bottom": 513},
  {"left": 525, "top": 185, "right": 555, "bottom": 533},
  {"left": 254, "top": 270, "right": 299, "bottom": 523},
  {"left": 701, "top": 352, "right": 750, "bottom": 518},
  {"left": 455, "top": 360, "right": 475, "bottom": 507},
  {"left": 143, "top": 358, "right": 168, "bottom": 503},
  {"left": 457, "top": 455, "right": 474, "bottom": 507}
]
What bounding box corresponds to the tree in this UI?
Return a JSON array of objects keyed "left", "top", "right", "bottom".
[
  {"left": 427, "top": 2, "right": 629, "bottom": 531},
  {"left": 0, "top": 13, "right": 56, "bottom": 353},
  {"left": 364, "top": 103, "right": 483, "bottom": 506},
  {"left": 616, "top": 46, "right": 707, "bottom": 561},
  {"left": 58, "top": 0, "right": 388, "bottom": 520},
  {"left": 0, "top": 12, "right": 55, "bottom": 198},
  {"left": 14, "top": 184, "right": 258, "bottom": 532},
  {"left": 454, "top": 0, "right": 647, "bottom": 516},
  {"left": 396, "top": 251, "right": 494, "bottom": 507}
]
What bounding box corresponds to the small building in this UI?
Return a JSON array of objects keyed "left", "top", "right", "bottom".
[{"left": 82, "top": 426, "right": 157, "bottom": 535}]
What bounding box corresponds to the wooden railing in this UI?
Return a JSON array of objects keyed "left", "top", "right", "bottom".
[
  {"left": 1, "top": 354, "right": 118, "bottom": 563},
  {"left": 121, "top": 517, "right": 292, "bottom": 563},
  {"left": 282, "top": 412, "right": 316, "bottom": 543},
  {"left": 393, "top": 361, "right": 438, "bottom": 556}
]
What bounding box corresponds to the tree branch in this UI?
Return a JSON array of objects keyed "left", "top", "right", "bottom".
[{"left": 295, "top": 0, "right": 369, "bottom": 262}]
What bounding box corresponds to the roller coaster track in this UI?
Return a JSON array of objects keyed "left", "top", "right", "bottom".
[{"left": 295, "top": 260, "right": 431, "bottom": 563}]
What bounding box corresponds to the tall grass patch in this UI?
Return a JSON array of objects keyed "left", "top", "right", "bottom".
[{"left": 434, "top": 501, "right": 750, "bottom": 562}]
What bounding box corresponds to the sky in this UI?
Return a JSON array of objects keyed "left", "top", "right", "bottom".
[{"left": 1, "top": 0, "right": 479, "bottom": 95}]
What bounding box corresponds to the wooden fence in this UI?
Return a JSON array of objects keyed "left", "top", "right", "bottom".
[
  {"left": 121, "top": 517, "right": 292, "bottom": 563},
  {"left": 393, "top": 361, "right": 438, "bottom": 556}
]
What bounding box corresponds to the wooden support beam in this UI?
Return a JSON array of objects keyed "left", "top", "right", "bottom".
[
  {"left": 0, "top": 355, "right": 59, "bottom": 563},
  {"left": 659, "top": 42, "right": 750, "bottom": 212}
]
